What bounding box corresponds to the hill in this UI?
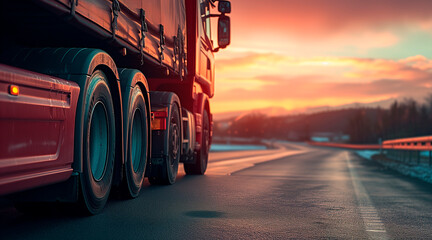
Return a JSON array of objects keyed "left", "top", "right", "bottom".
[
  {"left": 214, "top": 97, "right": 432, "bottom": 144},
  {"left": 214, "top": 108, "right": 381, "bottom": 141}
]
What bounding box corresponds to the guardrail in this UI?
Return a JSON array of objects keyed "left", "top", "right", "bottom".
[
  {"left": 382, "top": 136, "right": 432, "bottom": 150},
  {"left": 308, "top": 141, "right": 380, "bottom": 150},
  {"left": 309, "top": 136, "right": 432, "bottom": 166},
  {"left": 382, "top": 136, "right": 432, "bottom": 166}
]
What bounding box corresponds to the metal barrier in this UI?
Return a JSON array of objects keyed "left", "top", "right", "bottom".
[
  {"left": 308, "top": 136, "right": 432, "bottom": 166},
  {"left": 382, "top": 136, "right": 432, "bottom": 166},
  {"left": 308, "top": 141, "right": 380, "bottom": 150}
]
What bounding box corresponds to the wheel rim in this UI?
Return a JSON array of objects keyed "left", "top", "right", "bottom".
[
  {"left": 89, "top": 101, "right": 109, "bottom": 181},
  {"left": 131, "top": 109, "right": 143, "bottom": 172},
  {"left": 170, "top": 120, "right": 179, "bottom": 166}
]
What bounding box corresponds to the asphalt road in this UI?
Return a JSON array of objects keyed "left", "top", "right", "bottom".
[{"left": 2, "top": 142, "right": 432, "bottom": 239}]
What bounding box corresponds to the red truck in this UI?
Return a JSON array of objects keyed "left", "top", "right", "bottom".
[{"left": 0, "top": 0, "right": 230, "bottom": 214}]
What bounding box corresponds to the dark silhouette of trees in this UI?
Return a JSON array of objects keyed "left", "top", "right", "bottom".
[
  {"left": 348, "top": 96, "right": 432, "bottom": 143},
  {"left": 214, "top": 94, "right": 432, "bottom": 144},
  {"left": 229, "top": 113, "right": 268, "bottom": 138},
  {"left": 347, "top": 110, "right": 374, "bottom": 143}
]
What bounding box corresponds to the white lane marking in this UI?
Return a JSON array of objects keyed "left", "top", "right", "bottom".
[
  {"left": 345, "top": 152, "right": 390, "bottom": 240},
  {"left": 207, "top": 150, "right": 305, "bottom": 175},
  {"left": 210, "top": 149, "right": 286, "bottom": 162}
]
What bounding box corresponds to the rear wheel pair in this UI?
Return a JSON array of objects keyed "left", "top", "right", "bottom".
[{"left": 80, "top": 70, "right": 148, "bottom": 214}]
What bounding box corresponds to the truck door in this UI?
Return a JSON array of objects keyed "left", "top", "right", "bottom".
[{"left": 197, "top": 0, "right": 215, "bottom": 97}]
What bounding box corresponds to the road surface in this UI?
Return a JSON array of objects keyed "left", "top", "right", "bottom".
[{"left": 2, "top": 142, "right": 432, "bottom": 239}]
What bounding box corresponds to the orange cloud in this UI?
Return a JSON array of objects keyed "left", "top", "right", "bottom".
[
  {"left": 217, "top": 76, "right": 429, "bottom": 100},
  {"left": 234, "top": 0, "right": 432, "bottom": 38},
  {"left": 217, "top": 53, "right": 432, "bottom": 82},
  {"left": 216, "top": 53, "right": 295, "bottom": 74},
  {"left": 213, "top": 53, "right": 432, "bottom": 113},
  {"left": 345, "top": 57, "right": 432, "bottom": 81}
]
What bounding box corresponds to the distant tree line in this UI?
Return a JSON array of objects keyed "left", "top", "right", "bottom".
[
  {"left": 348, "top": 96, "right": 432, "bottom": 143},
  {"left": 214, "top": 95, "right": 432, "bottom": 144},
  {"left": 214, "top": 113, "right": 321, "bottom": 142},
  {"left": 215, "top": 113, "right": 291, "bottom": 139}
]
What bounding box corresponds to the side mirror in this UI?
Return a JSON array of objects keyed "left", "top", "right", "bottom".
[
  {"left": 218, "top": 1, "right": 231, "bottom": 14},
  {"left": 218, "top": 15, "right": 230, "bottom": 49}
]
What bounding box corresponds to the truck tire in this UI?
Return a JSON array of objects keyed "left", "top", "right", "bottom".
[
  {"left": 149, "top": 103, "right": 181, "bottom": 185},
  {"left": 80, "top": 70, "right": 116, "bottom": 214},
  {"left": 122, "top": 86, "right": 148, "bottom": 198},
  {"left": 184, "top": 110, "right": 209, "bottom": 175}
]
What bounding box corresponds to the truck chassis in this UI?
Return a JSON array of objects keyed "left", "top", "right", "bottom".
[{"left": 0, "top": 0, "right": 230, "bottom": 214}]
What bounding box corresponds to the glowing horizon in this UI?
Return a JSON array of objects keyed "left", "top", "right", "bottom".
[{"left": 211, "top": 0, "right": 432, "bottom": 114}]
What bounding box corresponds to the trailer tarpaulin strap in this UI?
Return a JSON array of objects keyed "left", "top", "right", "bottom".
[
  {"left": 174, "top": 28, "right": 179, "bottom": 71},
  {"left": 111, "top": 0, "right": 120, "bottom": 38},
  {"left": 140, "top": 9, "right": 148, "bottom": 65},
  {"left": 69, "top": 0, "right": 78, "bottom": 16},
  {"left": 159, "top": 24, "right": 165, "bottom": 63},
  {"left": 174, "top": 26, "right": 185, "bottom": 80}
]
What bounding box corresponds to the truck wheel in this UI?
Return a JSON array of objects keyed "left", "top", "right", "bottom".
[
  {"left": 80, "top": 70, "right": 116, "bottom": 214},
  {"left": 184, "top": 110, "right": 209, "bottom": 175},
  {"left": 122, "top": 86, "right": 148, "bottom": 198},
  {"left": 149, "top": 103, "right": 181, "bottom": 185}
]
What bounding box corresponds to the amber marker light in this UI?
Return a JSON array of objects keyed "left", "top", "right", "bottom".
[
  {"left": 9, "top": 85, "right": 19, "bottom": 96},
  {"left": 151, "top": 108, "right": 168, "bottom": 130}
]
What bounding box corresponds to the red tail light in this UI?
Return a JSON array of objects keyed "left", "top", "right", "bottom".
[{"left": 151, "top": 108, "right": 168, "bottom": 130}]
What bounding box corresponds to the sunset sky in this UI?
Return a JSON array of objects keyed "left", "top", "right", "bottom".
[{"left": 211, "top": 0, "right": 432, "bottom": 115}]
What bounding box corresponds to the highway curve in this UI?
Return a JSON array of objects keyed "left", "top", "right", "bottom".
[{"left": 2, "top": 142, "right": 432, "bottom": 239}]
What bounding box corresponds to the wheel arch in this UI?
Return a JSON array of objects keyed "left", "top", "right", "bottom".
[
  {"left": 63, "top": 49, "right": 123, "bottom": 175},
  {"left": 118, "top": 69, "right": 151, "bottom": 138},
  {"left": 7, "top": 48, "right": 122, "bottom": 173},
  {"left": 118, "top": 69, "right": 152, "bottom": 180}
]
